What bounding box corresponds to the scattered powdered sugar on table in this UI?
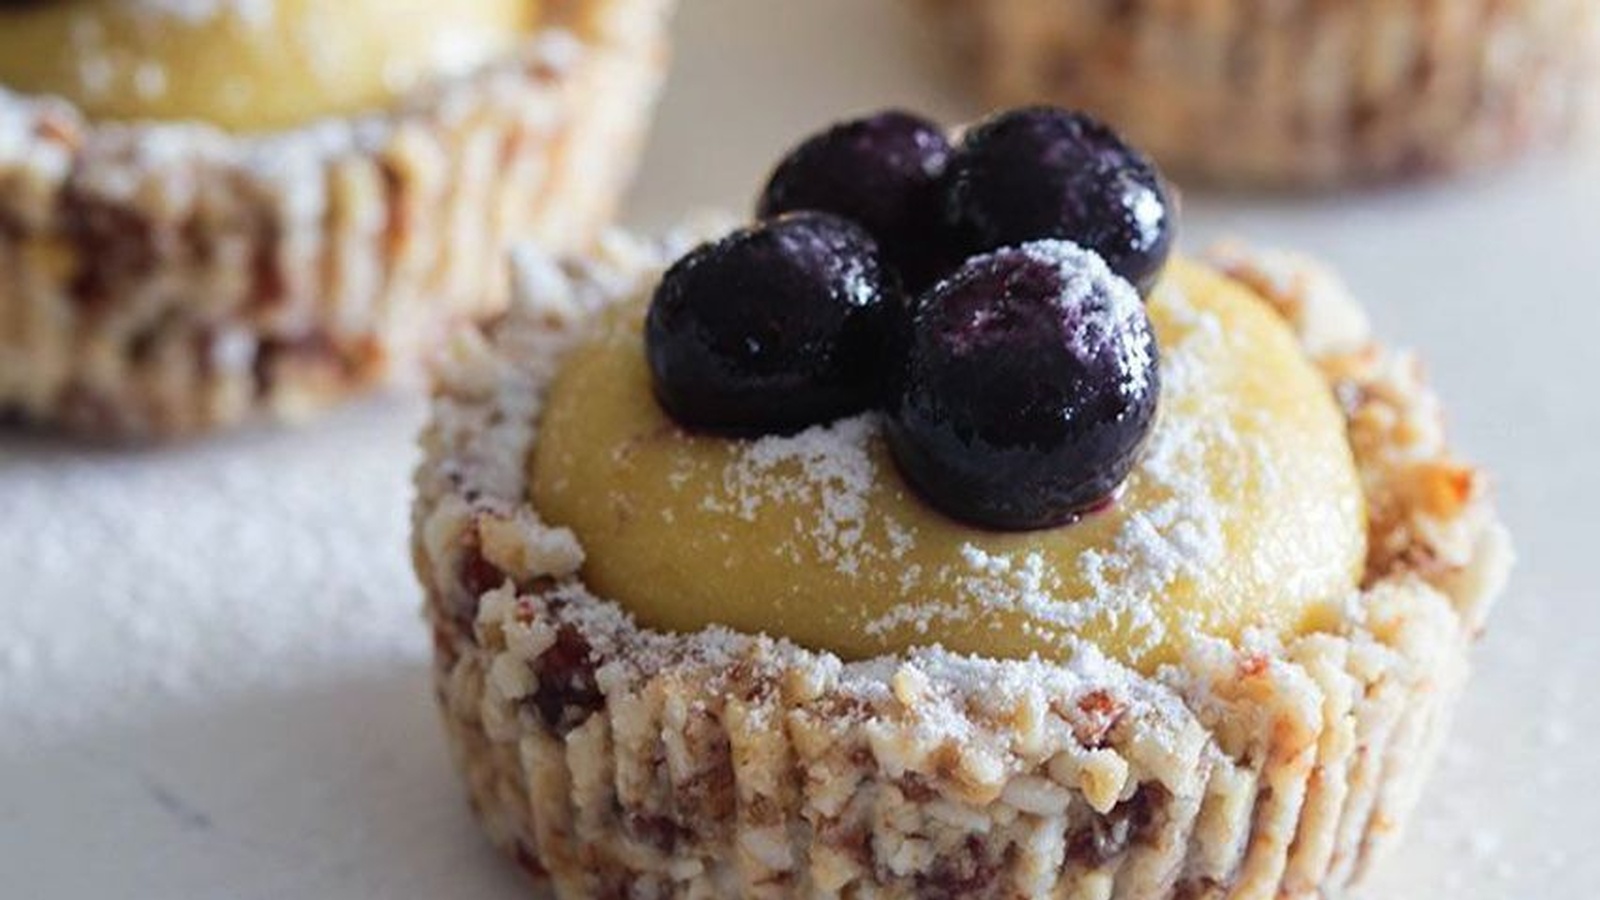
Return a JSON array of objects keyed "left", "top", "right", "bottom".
[{"left": 0, "top": 401, "right": 431, "bottom": 750}]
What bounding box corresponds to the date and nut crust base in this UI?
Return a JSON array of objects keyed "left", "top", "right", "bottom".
[
  {"left": 923, "top": 0, "right": 1598, "bottom": 186},
  {"left": 412, "top": 231, "right": 1511, "bottom": 899},
  {"left": 0, "top": 0, "right": 672, "bottom": 439}
]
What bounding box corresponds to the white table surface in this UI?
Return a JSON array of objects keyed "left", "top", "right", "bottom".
[{"left": 4, "top": 2, "right": 1597, "bottom": 897}]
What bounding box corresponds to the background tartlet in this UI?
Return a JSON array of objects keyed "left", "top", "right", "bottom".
[
  {"left": 923, "top": 0, "right": 1599, "bottom": 186},
  {"left": 0, "top": 0, "right": 673, "bottom": 438}
]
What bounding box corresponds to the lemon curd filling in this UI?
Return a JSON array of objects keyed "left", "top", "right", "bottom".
[
  {"left": 530, "top": 260, "right": 1367, "bottom": 673},
  {"left": 0, "top": 0, "right": 538, "bottom": 131}
]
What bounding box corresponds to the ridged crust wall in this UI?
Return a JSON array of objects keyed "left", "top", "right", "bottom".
[
  {"left": 0, "top": 0, "right": 673, "bottom": 438},
  {"left": 923, "top": 0, "right": 1599, "bottom": 185},
  {"left": 412, "top": 232, "right": 1511, "bottom": 899}
]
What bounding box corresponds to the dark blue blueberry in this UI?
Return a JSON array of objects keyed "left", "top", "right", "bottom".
[
  {"left": 758, "top": 110, "right": 956, "bottom": 290},
  {"left": 886, "top": 240, "right": 1160, "bottom": 530},
  {"left": 944, "top": 107, "right": 1175, "bottom": 293},
  {"left": 646, "top": 212, "right": 902, "bottom": 435}
]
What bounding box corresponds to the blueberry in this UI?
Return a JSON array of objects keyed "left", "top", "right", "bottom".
[
  {"left": 758, "top": 110, "right": 955, "bottom": 290},
  {"left": 886, "top": 240, "right": 1160, "bottom": 530},
  {"left": 944, "top": 107, "right": 1175, "bottom": 293},
  {"left": 647, "top": 212, "right": 902, "bottom": 435}
]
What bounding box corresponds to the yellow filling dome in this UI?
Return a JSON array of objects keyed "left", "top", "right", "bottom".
[
  {"left": 0, "top": 0, "right": 536, "bottom": 131},
  {"left": 530, "top": 259, "right": 1366, "bottom": 673}
]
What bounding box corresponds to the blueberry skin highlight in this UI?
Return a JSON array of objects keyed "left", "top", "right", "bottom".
[
  {"left": 944, "top": 107, "right": 1175, "bottom": 294},
  {"left": 886, "top": 240, "right": 1161, "bottom": 530},
  {"left": 759, "top": 110, "right": 957, "bottom": 291},
  {"left": 646, "top": 212, "right": 904, "bottom": 436}
]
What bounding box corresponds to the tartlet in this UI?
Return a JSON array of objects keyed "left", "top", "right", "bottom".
[
  {"left": 923, "top": 0, "right": 1599, "bottom": 185},
  {"left": 412, "top": 110, "right": 1511, "bottom": 897},
  {"left": 414, "top": 240, "right": 1508, "bottom": 898},
  {"left": 0, "top": 0, "right": 672, "bottom": 438}
]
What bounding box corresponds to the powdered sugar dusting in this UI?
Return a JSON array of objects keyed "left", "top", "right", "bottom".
[
  {"left": 711, "top": 415, "right": 888, "bottom": 576},
  {"left": 874, "top": 280, "right": 1231, "bottom": 662},
  {"left": 55, "top": 0, "right": 515, "bottom": 113},
  {"left": 1060, "top": 292, "right": 1232, "bottom": 642},
  {"left": 129, "top": 0, "right": 277, "bottom": 26},
  {"left": 654, "top": 278, "right": 1239, "bottom": 665},
  {"left": 60, "top": 2, "right": 277, "bottom": 107},
  {"left": 1019, "top": 239, "right": 1154, "bottom": 391}
]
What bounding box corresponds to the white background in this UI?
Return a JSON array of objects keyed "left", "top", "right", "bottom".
[{"left": 3, "top": 2, "right": 1597, "bottom": 896}]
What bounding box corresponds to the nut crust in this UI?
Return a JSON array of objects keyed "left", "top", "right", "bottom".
[
  {"left": 923, "top": 0, "right": 1599, "bottom": 186},
  {"left": 0, "top": 0, "right": 673, "bottom": 438},
  {"left": 412, "top": 231, "right": 1511, "bottom": 899}
]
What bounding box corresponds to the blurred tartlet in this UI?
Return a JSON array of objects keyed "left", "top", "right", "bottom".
[
  {"left": 924, "top": 0, "right": 1598, "bottom": 185},
  {"left": 0, "top": 0, "right": 672, "bottom": 438}
]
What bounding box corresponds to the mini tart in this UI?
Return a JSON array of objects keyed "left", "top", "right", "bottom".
[
  {"left": 923, "top": 0, "right": 1599, "bottom": 185},
  {"left": 0, "top": 0, "right": 672, "bottom": 438},
  {"left": 412, "top": 230, "right": 1511, "bottom": 898}
]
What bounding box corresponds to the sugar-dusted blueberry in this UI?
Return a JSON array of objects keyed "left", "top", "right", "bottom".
[
  {"left": 646, "top": 212, "right": 902, "bottom": 435},
  {"left": 944, "top": 107, "right": 1175, "bottom": 293},
  {"left": 886, "top": 240, "right": 1160, "bottom": 530},
  {"left": 758, "top": 110, "right": 955, "bottom": 290}
]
